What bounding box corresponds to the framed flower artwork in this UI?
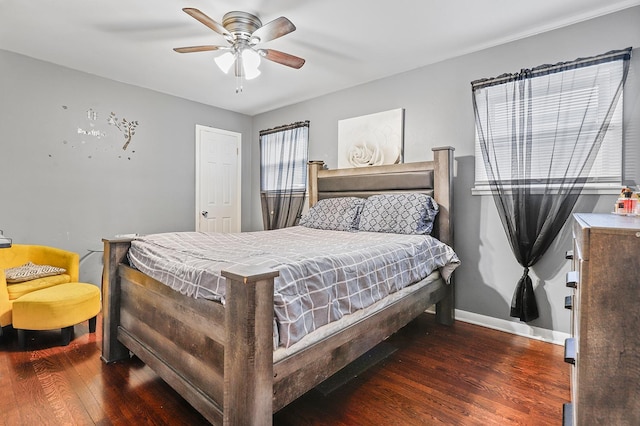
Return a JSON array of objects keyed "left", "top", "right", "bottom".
[{"left": 337, "top": 108, "right": 404, "bottom": 168}]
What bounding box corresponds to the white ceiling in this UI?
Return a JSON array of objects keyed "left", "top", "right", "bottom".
[{"left": 1, "top": 0, "right": 638, "bottom": 116}]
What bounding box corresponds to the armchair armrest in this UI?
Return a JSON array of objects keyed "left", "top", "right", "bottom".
[{"left": 23, "top": 245, "right": 80, "bottom": 282}]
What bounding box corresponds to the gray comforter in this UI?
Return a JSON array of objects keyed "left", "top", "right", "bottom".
[{"left": 127, "top": 226, "right": 460, "bottom": 348}]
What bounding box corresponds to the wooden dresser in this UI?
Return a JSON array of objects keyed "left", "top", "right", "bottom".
[{"left": 563, "top": 213, "right": 640, "bottom": 425}]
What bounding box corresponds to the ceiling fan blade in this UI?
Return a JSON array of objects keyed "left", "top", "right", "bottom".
[
  {"left": 182, "top": 8, "right": 231, "bottom": 39},
  {"left": 173, "top": 45, "right": 226, "bottom": 53},
  {"left": 251, "top": 17, "right": 295, "bottom": 43},
  {"left": 260, "top": 49, "right": 305, "bottom": 69}
]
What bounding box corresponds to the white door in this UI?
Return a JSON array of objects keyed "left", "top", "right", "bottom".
[{"left": 195, "top": 125, "right": 241, "bottom": 233}]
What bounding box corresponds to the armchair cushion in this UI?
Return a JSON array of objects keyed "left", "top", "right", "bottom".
[{"left": 6, "top": 274, "right": 72, "bottom": 300}]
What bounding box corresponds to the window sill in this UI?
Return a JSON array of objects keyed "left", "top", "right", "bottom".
[{"left": 471, "top": 184, "right": 621, "bottom": 196}]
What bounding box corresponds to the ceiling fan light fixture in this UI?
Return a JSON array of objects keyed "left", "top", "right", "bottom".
[
  {"left": 176, "top": 8, "right": 304, "bottom": 92},
  {"left": 244, "top": 67, "right": 261, "bottom": 80},
  {"left": 214, "top": 51, "right": 236, "bottom": 74},
  {"left": 242, "top": 49, "right": 261, "bottom": 80}
]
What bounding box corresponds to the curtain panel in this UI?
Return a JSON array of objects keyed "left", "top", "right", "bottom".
[
  {"left": 471, "top": 47, "right": 631, "bottom": 322},
  {"left": 260, "top": 121, "right": 310, "bottom": 230}
]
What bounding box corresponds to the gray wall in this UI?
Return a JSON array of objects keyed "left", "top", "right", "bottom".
[
  {"left": 251, "top": 7, "right": 640, "bottom": 334},
  {"left": 1, "top": 7, "right": 637, "bottom": 334},
  {"left": 0, "top": 50, "right": 253, "bottom": 285}
]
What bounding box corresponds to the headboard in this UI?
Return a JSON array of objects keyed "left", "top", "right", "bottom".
[{"left": 308, "top": 146, "right": 454, "bottom": 247}]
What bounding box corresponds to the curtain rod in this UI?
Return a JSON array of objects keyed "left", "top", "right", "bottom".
[
  {"left": 259, "top": 120, "right": 310, "bottom": 136},
  {"left": 471, "top": 47, "right": 632, "bottom": 90}
]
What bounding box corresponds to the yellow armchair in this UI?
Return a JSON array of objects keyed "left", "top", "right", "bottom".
[{"left": 0, "top": 244, "right": 79, "bottom": 328}]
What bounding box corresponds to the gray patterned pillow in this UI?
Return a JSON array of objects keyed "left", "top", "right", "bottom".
[
  {"left": 299, "top": 197, "right": 365, "bottom": 231},
  {"left": 359, "top": 193, "right": 439, "bottom": 235},
  {"left": 4, "top": 262, "right": 67, "bottom": 283}
]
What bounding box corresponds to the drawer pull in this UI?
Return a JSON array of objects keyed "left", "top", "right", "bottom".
[
  {"left": 563, "top": 403, "right": 573, "bottom": 426},
  {"left": 566, "top": 271, "right": 579, "bottom": 288},
  {"left": 564, "top": 338, "right": 576, "bottom": 364},
  {"left": 565, "top": 250, "right": 574, "bottom": 260},
  {"left": 564, "top": 295, "right": 572, "bottom": 310}
]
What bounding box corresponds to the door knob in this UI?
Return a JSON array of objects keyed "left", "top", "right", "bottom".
[{"left": 201, "top": 211, "right": 208, "bottom": 218}]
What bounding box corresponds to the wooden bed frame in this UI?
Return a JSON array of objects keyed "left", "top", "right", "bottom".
[{"left": 101, "top": 146, "right": 455, "bottom": 425}]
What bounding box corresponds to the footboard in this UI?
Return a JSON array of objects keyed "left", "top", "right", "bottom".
[{"left": 101, "top": 238, "right": 279, "bottom": 425}]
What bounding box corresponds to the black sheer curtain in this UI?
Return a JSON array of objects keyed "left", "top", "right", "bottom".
[
  {"left": 260, "top": 121, "right": 309, "bottom": 230},
  {"left": 472, "top": 48, "right": 631, "bottom": 321}
]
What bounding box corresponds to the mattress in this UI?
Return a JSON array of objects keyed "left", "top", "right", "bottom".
[{"left": 127, "top": 226, "right": 460, "bottom": 348}]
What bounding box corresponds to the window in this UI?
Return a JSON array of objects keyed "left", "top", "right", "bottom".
[
  {"left": 260, "top": 123, "right": 309, "bottom": 192},
  {"left": 259, "top": 121, "right": 309, "bottom": 230},
  {"left": 470, "top": 48, "right": 630, "bottom": 321},
  {"left": 472, "top": 51, "right": 628, "bottom": 194}
]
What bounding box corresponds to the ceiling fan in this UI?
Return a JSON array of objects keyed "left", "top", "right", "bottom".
[{"left": 174, "top": 8, "right": 305, "bottom": 91}]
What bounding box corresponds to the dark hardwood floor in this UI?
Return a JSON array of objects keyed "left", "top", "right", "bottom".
[{"left": 0, "top": 313, "right": 569, "bottom": 425}]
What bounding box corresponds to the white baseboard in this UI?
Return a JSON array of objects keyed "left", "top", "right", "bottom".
[{"left": 427, "top": 308, "right": 570, "bottom": 346}]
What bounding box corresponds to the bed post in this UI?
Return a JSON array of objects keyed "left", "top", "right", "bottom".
[
  {"left": 221, "top": 266, "right": 279, "bottom": 426},
  {"left": 308, "top": 160, "right": 325, "bottom": 207},
  {"left": 101, "top": 238, "right": 133, "bottom": 363},
  {"left": 432, "top": 146, "right": 455, "bottom": 326}
]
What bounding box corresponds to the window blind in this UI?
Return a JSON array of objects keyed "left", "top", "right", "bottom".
[
  {"left": 473, "top": 57, "right": 625, "bottom": 191},
  {"left": 260, "top": 123, "right": 309, "bottom": 192}
]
